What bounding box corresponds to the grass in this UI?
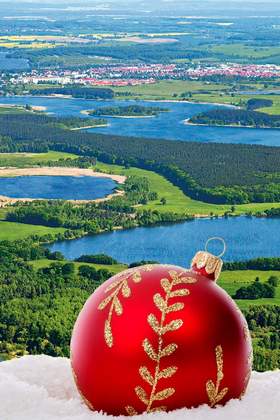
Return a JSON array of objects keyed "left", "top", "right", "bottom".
[
  {"left": 0, "top": 221, "right": 65, "bottom": 241},
  {"left": 219, "top": 270, "right": 280, "bottom": 310},
  {"left": 113, "top": 80, "right": 230, "bottom": 100},
  {"left": 0, "top": 105, "right": 30, "bottom": 115},
  {"left": 113, "top": 80, "right": 280, "bottom": 114},
  {"left": 95, "top": 161, "right": 280, "bottom": 216},
  {"left": 209, "top": 44, "right": 280, "bottom": 59},
  {"left": 0, "top": 151, "right": 78, "bottom": 167},
  {"left": 30, "top": 258, "right": 280, "bottom": 310},
  {"left": 30, "top": 258, "right": 128, "bottom": 274}
]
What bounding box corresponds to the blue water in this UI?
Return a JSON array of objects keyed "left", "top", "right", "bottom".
[
  {"left": 48, "top": 216, "right": 280, "bottom": 265},
  {"left": 0, "top": 176, "right": 117, "bottom": 200},
  {"left": 1, "top": 96, "right": 280, "bottom": 146}
]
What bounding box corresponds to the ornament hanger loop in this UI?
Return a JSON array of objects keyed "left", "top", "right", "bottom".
[{"left": 205, "top": 237, "right": 226, "bottom": 258}]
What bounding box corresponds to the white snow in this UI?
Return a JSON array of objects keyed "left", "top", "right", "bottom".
[{"left": 0, "top": 355, "right": 279, "bottom": 420}]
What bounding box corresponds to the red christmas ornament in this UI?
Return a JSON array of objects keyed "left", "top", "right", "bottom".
[{"left": 71, "top": 240, "right": 252, "bottom": 416}]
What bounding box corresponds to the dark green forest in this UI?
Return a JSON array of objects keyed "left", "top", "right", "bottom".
[
  {"left": 6, "top": 175, "right": 190, "bottom": 231},
  {"left": 87, "top": 105, "right": 168, "bottom": 117},
  {"left": 1, "top": 112, "right": 280, "bottom": 204},
  {"left": 189, "top": 108, "right": 280, "bottom": 128},
  {"left": 224, "top": 257, "right": 280, "bottom": 271},
  {"left": 30, "top": 86, "right": 114, "bottom": 99},
  {"left": 0, "top": 238, "right": 279, "bottom": 371}
]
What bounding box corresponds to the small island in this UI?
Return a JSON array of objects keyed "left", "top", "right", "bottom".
[
  {"left": 84, "top": 105, "right": 169, "bottom": 118},
  {"left": 52, "top": 116, "right": 107, "bottom": 130},
  {"left": 187, "top": 98, "right": 280, "bottom": 129}
]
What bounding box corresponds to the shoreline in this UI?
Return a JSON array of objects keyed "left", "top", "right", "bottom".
[
  {"left": 7, "top": 94, "right": 239, "bottom": 109},
  {"left": 0, "top": 166, "right": 126, "bottom": 183},
  {"left": 70, "top": 124, "right": 108, "bottom": 130},
  {"left": 80, "top": 109, "right": 161, "bottom": 118},
  {"left": 0, "top": 103, "right": 47, "bottom": 112},
  {"left": 184, "top": 118, "right": 280, "bottom": 130},
  {"left": 0, "top": 189, "right": 125, "bottom": 207},
  {"left": 0, "top": 167, "right": 127, "bottom": 207}
]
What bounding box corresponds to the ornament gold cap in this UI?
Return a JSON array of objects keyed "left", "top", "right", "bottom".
[{"left": 191, "top": 237, "right": 226, "bottom": 281}]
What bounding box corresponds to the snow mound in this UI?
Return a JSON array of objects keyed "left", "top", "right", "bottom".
[{"left": 0, "top": 355, "right": 279, "bottom": 420}]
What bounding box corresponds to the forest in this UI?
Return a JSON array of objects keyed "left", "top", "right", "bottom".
[
  {"left": 14, "top": 43, "right": 209, "bottom": 67},
  {"left": 234, "top": 276, "right": 277, "bottom": 299},
  {"left": 189, "top": 108, "right": 280, "bottom": 128},
  {"left": 224, "top": 257, "right": 280, "bottom": 271},
  {"left": 87, "top": 105, "right": 168, "bottom": 117},
  {"left": 0, "top": 238, "right": 279, "bottom": 371},
  {"left": 0, "top": 112, "right": 280, "bottom": 204},
  {"left": 30, "top": 86, "right": 114, "bottom": 99},
  {"left": 6, "top": 175, "right": 191, "bottom": 232}
]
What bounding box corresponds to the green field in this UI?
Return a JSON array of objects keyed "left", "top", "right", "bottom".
[
  {"left": 95, "top": 161, "right": 280, "bottom": 216},
  {"left": 113, "top": 80, "right": 231, "bottom": 100},
  {"left": 219, "top": 270, "right": 280, "bottom": 310},
  {"left": 0, "top": 151, "right": 78, "bottom": 167},
  {"left": 0, "top": 221, "right": 65, "bottom": 241},
  {"left": 30, "top": 258, "right": 280, "bottom": 310},
  {"left": 30, "top": 258, "right": 127, "bottom": 274},
  {"left": 209, "top": 44, "right": 280, "bottom": 59},
  {"left": 112, "top": 80, "right": 280, "bottom": 114},
  {"left": 0, "top": 105, "right": 30, "bottom": 115}
]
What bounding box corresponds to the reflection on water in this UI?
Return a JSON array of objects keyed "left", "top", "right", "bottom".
[
  {"left": 48, "top": 216, "right": 280, "bottom": 265},
  {"left": 0, "top": 176, "right": 117, "bottom": 200}
]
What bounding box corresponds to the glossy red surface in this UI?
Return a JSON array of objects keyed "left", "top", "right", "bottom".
[{"left": 71, "top": 264, "right": 252, "bottom": 415}]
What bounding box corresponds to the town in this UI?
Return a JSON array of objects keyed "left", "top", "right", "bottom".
[{"left": 4, "top": 63, "right": 280, "bottom": 88}]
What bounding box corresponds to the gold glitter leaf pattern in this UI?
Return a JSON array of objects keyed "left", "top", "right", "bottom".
[
  {"left": 149, "top": 406, "right": 167, "bottom": 413},
  {"left": 166, "top": 302, "right": 184, "bottom": 313},
  {"left": 154, "top": 294, "right": 166, "bottom": 312},
  {"left": 158, "top": 366, "right": 177, "bottom": 379},
  {"left": 206, "top": 345, "right": 228, "bottom": 407},
  {"left": 143, "top": 338, "right": 158, "bottom": 362},
  {"left": 98, "top": 269, "right": 142, "bottom": 348},
  {"left": 160, "top": 278, "right": 171, "bottom": 293},
  {"left": 97, "top": 294, "right": 114, "bottom": 310},
  {"left": 130, "top": 270, "right": 196, "bottom": 414},
  {"left": 160, "top": 343, "right": 178, "bottom": 358},
  {"left": 169, "top": 271, "right": 197, "bottom": 285},
  {"left": 170, "top": 289, "right": 190, "bottom": 298},
  {"left": 122, "top": 282, "right": 131, "bottom": 298},
  {"left": 135, "top": 386, "right": 149, "bottom": 405},
  {"left": 147, "top": 313, "right": 161, "bottom": 334},
  {"left": 153, "top": 388, "right": 175, "bottom": 401},
  {"left": 114, "top": 297, "right": 123, "bottom": 316},
  {"left": 125, "top": 406, "right": 138, "bottom": 416},
  {"left": 104, "top": 319, "right": 113, "bottom": 348},
  {"left": 162, "top": 319, "right": 183, "bottom": 334},
  {"left": 139, "top": 366, "right": 154, "bottom": 386}
]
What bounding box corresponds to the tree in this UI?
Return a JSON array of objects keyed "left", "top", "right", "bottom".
[
  {"left": 62, "top": 263, "right": 75, "bottom": 276},
  {"left": 160, "top": 197, "right": 167, "bottom": 205},
  {"left": 268, "top": 276, "right": 280, "bottom": 287}
]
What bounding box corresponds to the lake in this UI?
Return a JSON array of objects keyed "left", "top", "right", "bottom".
[
  {"left": 0, "top": 176, "right": 117, "bottom": 200},
  {"left": 48, "top": 216, "right": 280, "bottom": 265},
  {"left": 1, "top": 96, "right": 280, "bottom": 146}
]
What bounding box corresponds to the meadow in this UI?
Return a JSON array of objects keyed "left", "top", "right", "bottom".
[
  {"left": 1, "top": 151, "right": 279, "bottom": 219},
  {"left": 0, "top": 151, "right": 77, "bottom": 167},
  {"left": 113, "top": 80, "right": 280, "bottom": 114},
  {"left": 95, "top": 161, "right": 280, "bottom": 216},
  {"left": 0, "top": 221, "right": 65, "bottom": 241},
  {"left": 30, "top": 258, "right": 280, "bottom": 311}
]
